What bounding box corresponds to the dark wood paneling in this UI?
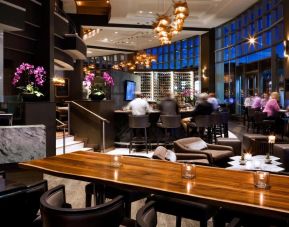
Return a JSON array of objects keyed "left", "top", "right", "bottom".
[
  {"left": 0, "top": 2, "right": 25, "bottom": 30},
  {"left": 54, "top": 13, "right": 69, "bottom": 37},
  {"left": 4, "top": 33, "right": 36, "bottom": 54},
  {"left": 25, "top": 1, "right": 42, "bottom": 27},
  {"left": 284, "top": 0, "right": 289, "bottom": 100},
  {"left": 24, "top": 102, "right": 56, "bottom": 157}
]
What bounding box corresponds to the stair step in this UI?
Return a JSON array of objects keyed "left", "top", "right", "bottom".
[
  {"left": 79, "top": 147, "right": 94, "bottom": 152},
  {"left": 56, "top": 141, "right": 84, "bottom": 155},
  {"left": 56, "top": 136, "right": 75, "bottom": 147}
]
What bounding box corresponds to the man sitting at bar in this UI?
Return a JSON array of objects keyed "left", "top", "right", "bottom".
[
  {"left": 127, "top": 91, "right": 150, "bottom": 115},
  {"left": 159, "top": 92, "right": 179, "bottom": 115}
]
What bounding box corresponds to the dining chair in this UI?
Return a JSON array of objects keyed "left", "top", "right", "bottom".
[
  {"left": 136, "top": 201, "right": 157, "bottom": 227},
  {"left": 40, "top": 185, "right": 125, "bottom": 227}
]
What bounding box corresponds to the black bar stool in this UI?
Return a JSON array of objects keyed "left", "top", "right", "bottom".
[
  {"left": 157, "top": 115, "right": 181, "bottom": 147},
  {"left": 129, "top": 115, "right": 150, "bottom": 153}
]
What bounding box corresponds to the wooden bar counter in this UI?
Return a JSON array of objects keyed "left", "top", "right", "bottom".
[{"left": 20, "top": 151, "right": 289, "bottom": 220}]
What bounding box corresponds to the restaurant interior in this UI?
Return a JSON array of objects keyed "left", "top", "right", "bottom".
[{"left": 1, "top": 0, "right": 289, "bottom": 226}]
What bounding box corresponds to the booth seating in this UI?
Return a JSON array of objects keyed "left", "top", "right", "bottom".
[
  {"left": 242, "top": 133, "right": 268, "bottom": 154},
  {"left": 273, "top": 144, "right": 289, "bottom": 172},
  {"left": 174, "top": 137, "right": 234, "bottom": 167},
  {"left": 216, "top": 138, "right": 242, "bottom": 156}
]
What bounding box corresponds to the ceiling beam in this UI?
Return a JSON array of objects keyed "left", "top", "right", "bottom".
[{"left": 87, "top": 45, "right": 136, "bottom": 52}]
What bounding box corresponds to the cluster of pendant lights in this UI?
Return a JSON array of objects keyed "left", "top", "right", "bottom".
[
  {"left": 112, "top": 51, "right": 157, "bottom": 71},
  {"left": 153, "top": 0, "right": 189, "bottom": 45}
]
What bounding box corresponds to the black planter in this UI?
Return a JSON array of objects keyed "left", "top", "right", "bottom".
[
  {"left": 21, "top": 93, "right": 43, "bottom": 102},
  {"left": 89, "top": 93, "right": 105, "bottom": 101}
]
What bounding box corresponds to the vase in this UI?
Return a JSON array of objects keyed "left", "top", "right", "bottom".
[
  {"left": 21, "top": 93, "right": 43, "bottom": 102},
  {"left": 89, "top": 93, "right": 105, "bottom": 101}
]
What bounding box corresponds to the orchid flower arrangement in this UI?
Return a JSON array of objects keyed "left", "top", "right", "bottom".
[
  {"left": 102, "top": 72, "right": 114, "bottom": 87},
  {"left": 83, "top": 72, "right": 95, "bottom": 88},
  {"left": 12, "top": 63, "right": 46, "bottom": 97}
]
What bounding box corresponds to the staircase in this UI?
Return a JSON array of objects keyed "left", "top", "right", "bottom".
[{"left": 56, "top": 133, "right": 93, "bottom": 155}]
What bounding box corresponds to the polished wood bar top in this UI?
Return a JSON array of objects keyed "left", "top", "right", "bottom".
[{"left": 20, "top": 152, "right": 289, "bottom": 217}]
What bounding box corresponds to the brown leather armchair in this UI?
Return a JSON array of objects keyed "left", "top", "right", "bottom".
[{"left": 174, "top": 137, "right": 234, "bottom": 167}]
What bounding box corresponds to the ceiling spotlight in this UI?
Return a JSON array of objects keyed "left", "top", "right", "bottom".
[
  {"left": 106, "top": 0, "right": 110, "bottom": 4},
  {"left": 139, "top": 11, "right": 143, "bottom": 14},
  {"left": 114, "top": 31, "right": 118, "bottom": 34},
  {"left": 149, "top": 11, "right": 153, "bottom": 14}
]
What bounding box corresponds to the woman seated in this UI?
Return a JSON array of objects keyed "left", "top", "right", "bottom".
[{"left": 262, "top": 92, "right": 280, "bottom": 119}]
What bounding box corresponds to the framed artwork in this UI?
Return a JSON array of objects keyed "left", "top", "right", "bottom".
[{"left": 55, "top": 78, "right": 69, "bottom": 97}]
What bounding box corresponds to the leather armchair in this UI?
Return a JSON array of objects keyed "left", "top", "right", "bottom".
[{"left": 174, "top": 137, "right": 234, "bottom": 166}]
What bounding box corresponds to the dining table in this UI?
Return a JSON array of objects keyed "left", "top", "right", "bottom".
[{"left": 19, "top": 151, "right": 289, "bottom": 221}]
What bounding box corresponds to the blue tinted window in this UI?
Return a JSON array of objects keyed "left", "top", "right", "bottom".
[
  {"left": 224, "top": 49, "right": 229, "bottom": 61},
  {"left": 231, "top": 33, "right": 236, "bottom": 44},
  {"left": 243, "top": 15, "right": 248, "bottom": 25},
  {"left": 188, "top": 59, "right": 193, "bottom": 68},
  {"left": 258, "top": 19, "right": 263, "bottom": 31},
  {"left": 158, "top": 47, "right": 163, "bottom": 55},
  {"left": 158, "top": 55, "right": 163, "bottom": 62},
  {"left": 243, "top": 28, "right": 248, "bottom": 38},
  {"left": 170, "top": 53, "right": 174, "bottom": 61},
  {"left": 182, "top": 59, "right": 187, "bottom": 68},
  {"left": 170, "top": 44, "right": 175, "bottom": 52},
  {"left": 265, "top": 31, "right": 271, "bottom": 45},
  {"left": 146, "top": 49, "right": 151, "bottom": 54},
  {"left": 188, "top": 38, "right": 193, "bottom": 48},
  {"left": 276, "top": 42, "right": 284, "bottom": 59},
  {"left": 176, "top": 41, "right": 181, "bottom": 50},
  {"left": 249, "top": 23, "right": 255, "bottom": 35},
  {"left": 176, "top": 51, "right": 181, "bottom": 61},
  {"left": 182, "top": 49, "right": 187, "bottom": 59},
  {"left": 152, "top": 48, "right": 157, "bottom": 55},
  {"left": 182, "top": 40, "right": 187, "bottom": 49},
  {"left": 195, "top": 47, "right": 199, "bottom": 56},
  {"left": 189, "top": 48, "right": 193, "bottom": 57},
  {"left": 257, "top": 5, "right": 262, "bottom": 16},
  {"left": 163, "top": 45, "right": 168, "bottom": 53},
  {"left": 176, "top": 61, "right": 181, "bottom": 69},
  {"left": 266, "top": 14, "right": 271, "bottom": 27},
  {"left": 194, "top": 57, "right": 199, "bottom": 67},
  {"left": 257, "top": 35, "right": 263, "bottom": 48},
  {"left": 194, "top": 37, "right": 199, "bottom": 46},
  {"left": 152, "top": 61, "right": 157, "bottom": 69},
  {"left": 224, "top": 36, "right": 229, "bottom": 46},
  {"left": 163, "top": 63, "right": 168, "bottom": 69},
  {"left": 230, "top": 47, "right": 236, "bottom": 58},
  {"left": 231, "top": 22, "right": 236, "bottom": 32},
  {"left": 164, "top": 54, "right": 168, "bottom": 62}
]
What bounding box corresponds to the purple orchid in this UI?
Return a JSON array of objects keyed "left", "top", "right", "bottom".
[{"left": 102, "top": 72, "right": 114, "bottom": 87}]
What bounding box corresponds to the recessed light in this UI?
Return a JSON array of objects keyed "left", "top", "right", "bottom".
[
  {"left": 87, "top": 50, "right": 92, "bottom": 54},
  {"left": 126, "top": 41, "right": 129, "bottom": 44},
  {"left": 103, "top": 38, "right": 108, "bottom": 42},
  {"left": 139, "top": 11, "right": 143, "bottom": 14},
  {"left": 114, "top": 31, "right": 118, "bottom": 34},
  {"left": 149, "top": 11, "right": 153, "bottom": 14}
]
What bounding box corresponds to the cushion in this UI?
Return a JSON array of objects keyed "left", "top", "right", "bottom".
[
  {"left": 185, "top": 140, "right": 208, "bottom": 150},
  {"left": 153, "top": 146, "right": 168, "bottom": 160},
  {"left": 205, "top": 149, "right": 234, "bottom": 161}
]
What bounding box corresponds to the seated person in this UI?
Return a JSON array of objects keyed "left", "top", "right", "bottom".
[
  {"left": 181, "top": 93, "right": 213, "bottom": 132},
  {"left": 207, "top": 92, "right": 219, "bottom": 111},
  {"left": 159, "top": 92, "right": 178, "bottom": 115},
  {"left": 260, "top": 93, "right": 269, "bottom": 110},
  {"left": 263, "top": 92, "right": 280, "bottom": 119},
  {"left": 251, "top": 93, "right": 261, "bottom": 110},
  {"left": 127, "top": 91, "right": 150, "bottom": 115}
]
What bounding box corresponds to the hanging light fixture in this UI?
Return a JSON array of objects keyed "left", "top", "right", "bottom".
[{"left": 152, "top": 0, "right": 189, "bottom": 45}]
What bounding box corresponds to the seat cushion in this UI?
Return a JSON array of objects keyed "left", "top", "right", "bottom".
[
  {"left": 205, "top": 149, "right": 234, "bottom": 161},
  {"left": 185, "top": 140, "right": 208, "bottom": 150}
]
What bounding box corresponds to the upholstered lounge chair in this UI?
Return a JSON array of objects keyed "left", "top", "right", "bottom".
[{"left": 174, "top": 137, "right": 234, "bottom": 167}]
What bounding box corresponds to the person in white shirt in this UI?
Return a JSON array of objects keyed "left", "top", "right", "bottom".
[
  {"left": 208, "top": 93, "right": 219, "bottom": 111},
  {"left": 127, "top": 92, "right": 149, "bottom": 115}
]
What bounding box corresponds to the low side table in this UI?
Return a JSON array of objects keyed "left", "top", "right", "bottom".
[{"left": 227, "top": 155, "right": 284, "bottom": 173}]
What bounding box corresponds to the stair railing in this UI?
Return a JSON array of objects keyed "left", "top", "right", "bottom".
[
  {"left": 66, "top": 101, "right": 110, "bottom": 153},
  {"left": 56, "top": 118, "right": 67, "bottom": 154}
]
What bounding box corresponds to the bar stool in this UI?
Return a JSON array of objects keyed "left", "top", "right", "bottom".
[
  {"left": 157, "top": 115, "right": 181, "bottom": 147},
  {"left": 194, "top": 115, "right": 213, "bottom": 143},
  {"left": 129, "top": 115, "right": 150, "bottom": 153}
]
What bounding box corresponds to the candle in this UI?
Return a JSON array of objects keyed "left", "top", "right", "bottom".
[
  {"left": 254, "top": 171, "right": 270, "bottom": 189},
  {"left": 268, "top": 135, "right": 276, "bottom": 144},
  {"left": 182, "top": 163, "right": 196, "bottom": 179},
  {"left": 244, "top": 153, "right": 252, "bottom": 161}
]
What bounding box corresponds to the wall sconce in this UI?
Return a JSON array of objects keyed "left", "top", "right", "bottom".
[
  {"left": 285, "top": 40, "right": 289, "bottom": 57},
  {"left": 202, "top": 67, "right": 207, "bottom": 79}
]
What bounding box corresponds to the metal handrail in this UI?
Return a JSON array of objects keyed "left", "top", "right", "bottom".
[
  {"left": 66, "top": 101, "right": 110, "bottom": 152},
  {"left": 68, "top": 101, "right": 110, "bottom": 123},
  {"left": 56, "top": 118, "right": 67, "bottom": 154}
]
